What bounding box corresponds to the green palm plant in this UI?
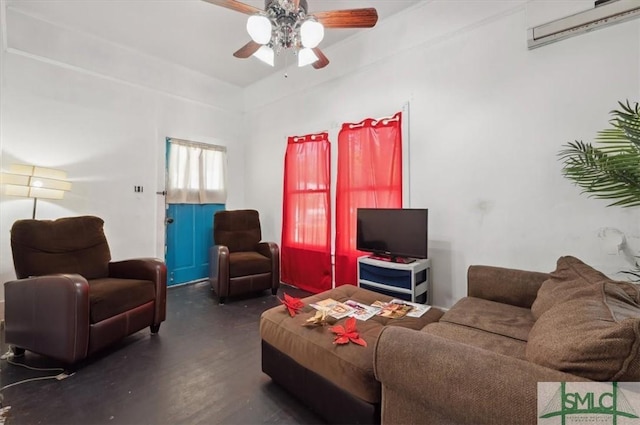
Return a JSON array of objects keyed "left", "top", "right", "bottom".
[
  {"left": 558, "top": 100, "right": 640, "bottom": 279},
  {"left": 559, "top": 100, "right": 640, "bottom": 207}
]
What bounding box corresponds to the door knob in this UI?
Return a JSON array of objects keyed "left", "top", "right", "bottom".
[{"left": 166, "top": 218, "right": 174, "bottom": 224}]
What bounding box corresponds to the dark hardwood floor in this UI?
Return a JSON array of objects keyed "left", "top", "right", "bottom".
[{"left": 0, "top": 282, "right": 324, "bottom": 425}]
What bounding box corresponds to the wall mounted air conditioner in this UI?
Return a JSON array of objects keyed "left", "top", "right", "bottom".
[{"left": 528, "top": 0, "right": 640, "bottom": 49}]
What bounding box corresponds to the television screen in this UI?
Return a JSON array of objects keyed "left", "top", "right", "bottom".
[{"left": 356, "top": 208, "right": 428, "bottom": 261}]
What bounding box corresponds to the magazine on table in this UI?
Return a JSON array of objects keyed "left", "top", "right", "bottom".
[
  {"left": 371, "top": 299, "right": 431, "bottom": 318},
  {"left": 390, "top": 299, "right": 431, "bottom": 318},
  {"left": 310, "top": 298, "right": 356, "bottom": 319},
  {"left": 372, "top": 300, "right": 413, "bottom": 318},
  {"left": 344, "top": 300, "right": 381, "bottom": 321}
]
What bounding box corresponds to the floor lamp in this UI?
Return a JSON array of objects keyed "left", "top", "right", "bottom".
[{"left": 1, "top": 164, "right": 72, "bottom": 218}]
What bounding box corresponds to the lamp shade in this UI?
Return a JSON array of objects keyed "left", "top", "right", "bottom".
[
  {"left": 300, "top": 20, "right": 324, "bottom": 48},
  {"left": 253, "top": 45, "right": 275, "bottom": 66},
  {"left": 1, "top": 164, "right": 71, "bottom": 200},
  {"left": 247, "top": 15, "right": 272, "bottom": 45},
  {"left": 298, "top": 47, "right": 319, "bottom": 67}
]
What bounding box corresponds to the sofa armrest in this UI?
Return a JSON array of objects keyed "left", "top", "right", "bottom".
[
  {"left": 4, "top": 274, "right": 90, "bottom": 364},
  {"left": 209, "top": 245, "right": 230, "bottom": 298},
  {"left": 109, "top": 258, "right": 167, "bottom": 324},
  {"left": 467, "top": 265, "right": 549, "bottom": 308},
  {"left": 374, "top": 327, "right": 587, "bottom": 425},
  {"left": 256, "top": 242, "right": 277, "bottom": 259},
  {"left": 257, "top": 242, "right": 280, "bottom": 290},
  {"left": 109, "top": 258, "right": 166, "bottom": 283}
]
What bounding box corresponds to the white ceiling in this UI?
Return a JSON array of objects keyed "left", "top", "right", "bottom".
[{"left": 5, "top": 0, "right": 421, "bottom": 87}]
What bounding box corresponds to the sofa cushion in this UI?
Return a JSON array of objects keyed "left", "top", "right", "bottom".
[
  {"left": 89, "top": 278, "right": 156, "bottom": 323},
  {"left": 531, "top": 256, "right": 610, "bottom": 320},
  {"left": 11, "top": 216, "right": 111, "bottom": 280},
  {"left": 422, "top": 322, "right": 527, "bottom": 359},
  {"left": 229, "top": 252, "right": 271, "bottom": 277},
  {"left": 526, "top": 281, "right": 640, "bottom": 381},
  {"left": 440, "top": 297, "right": 536, "bottom": 342},
  {"left": 214, "top": 209, "right": 261, "bottom": 253}
]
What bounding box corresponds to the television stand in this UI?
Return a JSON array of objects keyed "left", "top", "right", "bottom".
[
  {"left": 357, "top": 256, "right": 431, "bottom": 304},
  {"left": 369, "top": 254, "right": 415, "bottom": 264}
]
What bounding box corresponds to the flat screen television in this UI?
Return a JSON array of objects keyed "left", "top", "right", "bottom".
[{"left": 356, "top": 208, "right": 428, "bottom": 262}]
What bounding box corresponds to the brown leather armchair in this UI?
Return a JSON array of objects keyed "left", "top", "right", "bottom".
[
  {"left": 4, "top": 216, "right": 167, "bottom": 364},
  {"left": 209, "top": 209, "right": 279, "bottom": 304}
]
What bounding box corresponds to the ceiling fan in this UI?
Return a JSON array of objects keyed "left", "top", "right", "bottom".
[{"left": 202, "top": 0, "right": 378, "bottom": 69}]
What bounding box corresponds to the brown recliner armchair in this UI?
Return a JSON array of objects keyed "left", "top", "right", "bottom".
[
  {"left": 4, "top": 215, "right": 167, "bottom": 364},
  {"left": 209, "top": 209, "right": 279, "bottom": 304}
]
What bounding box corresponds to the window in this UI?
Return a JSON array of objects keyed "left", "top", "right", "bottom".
[
  {"left": 281, "top": 133, "right": 332, "bottom": 293},
  {"left": 167, "top": 139, "right": 227, "bottom": 204},
  {"left": 281, "top": 111, "right": 404, "bottom": 291},
  {"left": 335, "top": 112, "right": 403, "bottom": 286}
]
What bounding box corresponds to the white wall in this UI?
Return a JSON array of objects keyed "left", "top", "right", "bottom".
[
  {"left": 243, "top": 1, "right": 640, "bottom": 308},
  {"left": 0, "top": 6, "right": 245, "bottom": 300},
  {"left": 2, "top": 1, "right": 639, "bottom": 309}
]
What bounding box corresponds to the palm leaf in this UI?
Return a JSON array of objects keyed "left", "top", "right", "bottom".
[{"left": 559, "top": 101, "right": 640, "bottom": 208}]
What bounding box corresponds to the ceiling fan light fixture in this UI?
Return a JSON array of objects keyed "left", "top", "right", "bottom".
[
  {"left": 300, "top": 19, "right": 324, "bottom": 48},
  {"left": 208, "top": 0, "right": 379, "bottom": 71},
  {"left": 247, "top": 15, "right": 272, "bottom": 45},
  {"left": 298, "top": 47, "right": 318, "bottom": 67},
  {"left": 253, "top": 45, "right": 275, "bottom": 66}
]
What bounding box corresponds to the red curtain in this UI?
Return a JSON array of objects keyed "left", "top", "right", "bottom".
[
  {"left": 335, "top": 112, "right": 403, "bottom": 287},
  {"left": 281, "top": 133, "right": 332, "bottom": 293}
]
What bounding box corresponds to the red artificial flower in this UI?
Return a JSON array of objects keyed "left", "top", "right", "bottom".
[
  {"left": 279, "top": 293, "right": 304, "bottom": 317},
  {"left": 329, "top": 317, "right": 367, "bottom": 347}
]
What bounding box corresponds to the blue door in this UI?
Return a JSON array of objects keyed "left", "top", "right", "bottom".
[
  {"left": 164, "top": 138, "right": 227, "bottom": 286},
  {"left": 165, "top": 203, "right": 225, "bottom": 286}
]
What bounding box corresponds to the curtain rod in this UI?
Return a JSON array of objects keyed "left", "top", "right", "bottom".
[{"left": 168, "top": 138, "right": 227, "bottom": 152}]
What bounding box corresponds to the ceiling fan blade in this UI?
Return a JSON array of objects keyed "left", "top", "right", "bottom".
[
  {"left": 201, "top": 0, "right": 262, "bottom": 15},
  {"left": 312, "top": 48, "right": 329, "bottom": 69},
  {"left": 313, "top": 8, "right": 378, "bottom": 29},
  {"left": 233, "top": 41, "right": 261, "bottom": 58}
]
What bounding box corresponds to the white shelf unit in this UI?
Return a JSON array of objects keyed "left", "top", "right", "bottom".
[{"left": 357, "top": 256, "right": 431, "bottom": 304}]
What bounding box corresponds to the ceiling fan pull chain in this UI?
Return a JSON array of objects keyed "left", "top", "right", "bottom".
[{"left": 284, "top": 51, "right": 289, "bottom": 78}]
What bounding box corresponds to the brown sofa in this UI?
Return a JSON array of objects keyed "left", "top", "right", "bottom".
[{"left": 373, "top": 256, "right": 640, "bottom": 425}]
